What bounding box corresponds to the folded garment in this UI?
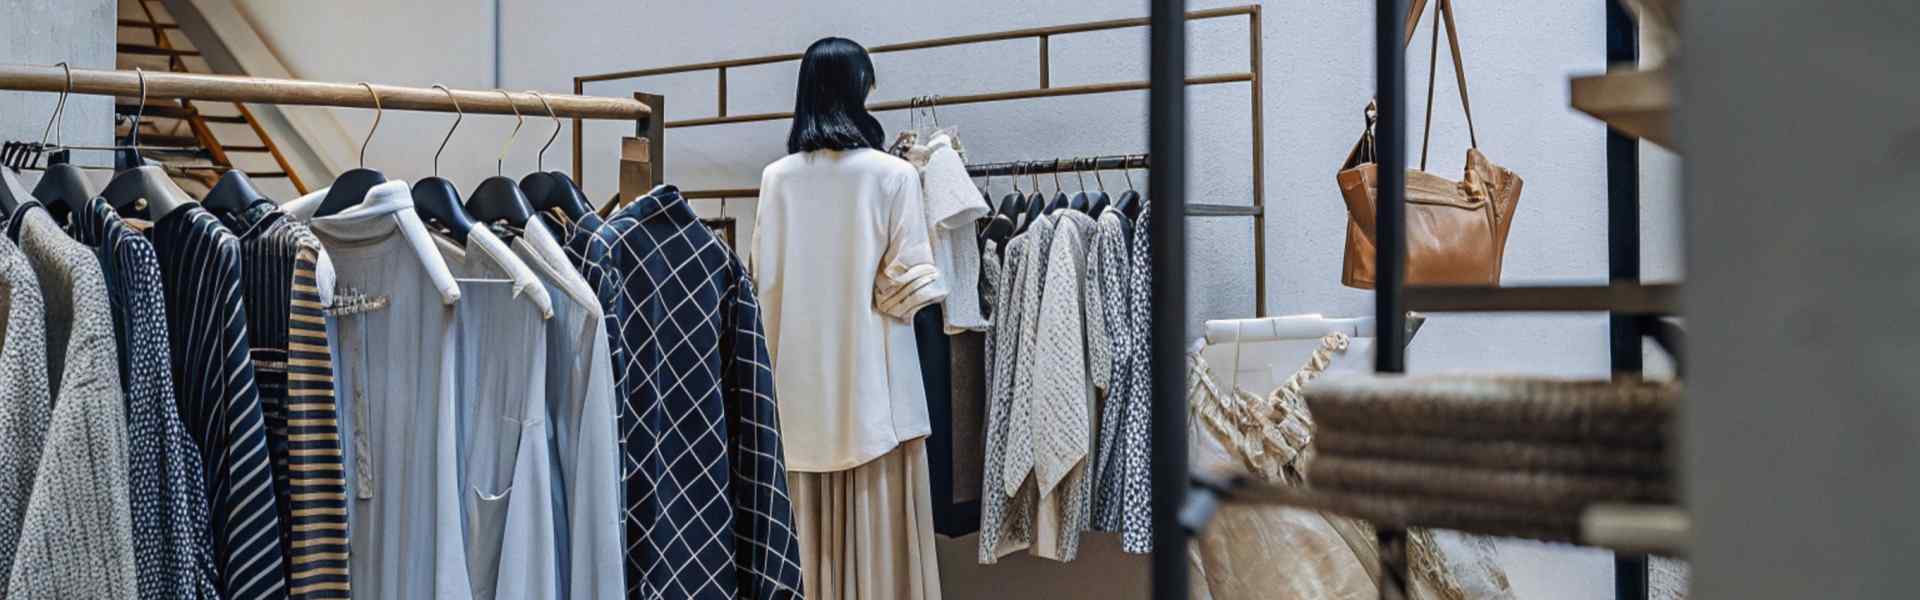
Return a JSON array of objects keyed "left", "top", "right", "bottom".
[
  {"left": 1313, "top": 430, "right": 1669, "bottom": 477},
  {"left": 1306, "top": 375, "right": 1676, "bottom": 446},
  {"left": 1307, "top": 455, "right": 1674, "bottom": 511}
]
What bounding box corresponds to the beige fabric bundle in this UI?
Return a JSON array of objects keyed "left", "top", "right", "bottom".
[{"left": 1187, "top": 335, "right": 1514, "bottom": 600}]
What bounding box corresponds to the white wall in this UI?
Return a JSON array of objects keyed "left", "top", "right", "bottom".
[
  {"left": 230, "top": 1, "right": 1682, "bottom": 597},
  {"left": 2, "top": 0, "right": 117, "bottom": 185}
]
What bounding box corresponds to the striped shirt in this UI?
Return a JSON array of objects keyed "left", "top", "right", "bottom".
[
  {"left": 149, "top": 206, "right": 290, "bottom": 600},
  {"left": 227, "top": 209, "right": 350, "bottom": 598},
  {"left": 70, "top": 199, "right": 222, "bottom": 599}
]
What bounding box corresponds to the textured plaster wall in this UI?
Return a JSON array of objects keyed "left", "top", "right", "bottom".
[
  {"left": 1, "top": 0, "right": 118, "bottom": 184},
  {"left": 227, "top": 1, "right": 1683, "bottom": 597}
]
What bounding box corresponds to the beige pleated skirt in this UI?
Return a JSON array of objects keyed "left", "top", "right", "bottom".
[{"left": 789, "top": 437, "right": 944, "bottom": 600}]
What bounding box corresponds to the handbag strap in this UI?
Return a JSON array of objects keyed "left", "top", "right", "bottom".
[{"left": 1411, "top": 0, "right": 1478, "bottom": 170}]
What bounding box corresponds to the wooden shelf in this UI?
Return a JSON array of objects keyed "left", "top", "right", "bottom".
[
  {"left": 1403, "top": 283, "right": 1679, "bottom": 314},
  {"left": 1570, "top": 66, "right": 1674, "bottom": 151},
  {"left": 1581, "top": 503, "right": 1689, "bottom": 556}
]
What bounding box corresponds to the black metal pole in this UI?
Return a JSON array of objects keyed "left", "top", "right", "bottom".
[
  {"left": 1374, "top": 1, "right": 1411, "bottom": 598},
  {"left": 1148, "top": 0, "right": 1189, "bottom": 596},
  {"left": 1605, "top": 2, "right": 1650, "bottom": 599},
  {"left": 1374, "top": 0, "right": 1408, "bottom": 373}
]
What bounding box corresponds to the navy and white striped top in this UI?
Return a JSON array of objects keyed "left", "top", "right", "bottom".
[
  {"left": 227, "top": 208, "right": 349, "bottom": 598},
  {"left": 149, "top": 205, "right": 290, "bottom": 600}
]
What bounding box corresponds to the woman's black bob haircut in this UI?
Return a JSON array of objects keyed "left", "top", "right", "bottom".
[{"left": 788, "top": 37, "right": 886, "bottom": 154}]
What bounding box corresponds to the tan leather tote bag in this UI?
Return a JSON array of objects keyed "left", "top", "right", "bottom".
[{"left": 1337, "top": 0, "right": 1523, "bottom": 289}]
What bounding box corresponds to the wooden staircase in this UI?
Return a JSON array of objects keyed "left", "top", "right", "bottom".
[{"left": 116, "top": 0, "right": 306, "bottom": 195}]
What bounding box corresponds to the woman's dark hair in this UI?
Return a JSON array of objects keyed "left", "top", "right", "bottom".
[{"left": 788, "top": 37, "right": 885, "bottom": 154}]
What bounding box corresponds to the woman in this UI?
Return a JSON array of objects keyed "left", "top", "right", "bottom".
[{"left": 750, "top": 37, "right": 947, "bottom": 600}]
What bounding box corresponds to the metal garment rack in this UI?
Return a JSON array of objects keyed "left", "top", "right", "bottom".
[
  {"left": 674, "top": 154, "right": 1150, "bottom": 201},
  {"left": 1151, "top": 1, "right": 1665, "bottom": 599},
  {"left": 0, "top": 64, "right": 664, "bottom": 189},
  {"left": 571, "top": 5, "right": 1269, "bottom": 315}
]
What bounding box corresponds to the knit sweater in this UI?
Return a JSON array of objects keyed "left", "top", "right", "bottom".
[
  {"left": 0, "top": 221, "right": 48, "bottom": 594},
  {"left": 7, "top": 206, "right": 138, "bottom": 599},
  {"left": 977, "top": 233, "right": 1035, "bottom": 563},
  {"left": 1029, "top": 210, "right": 1100, "bottom": 562}
]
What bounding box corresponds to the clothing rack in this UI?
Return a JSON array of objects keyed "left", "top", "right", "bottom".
[
  {"left": 573, "top": 5, "right": 1269, "bottom": 315},
  {"left": 677, "top": 153, "right": 1149, "bottom": 201},
  {"left": 0, "top": 64, "right": 664, "bottom": 189},
  {"left": 1151, "top": 2, "right": 1672, "bottom": 599}
]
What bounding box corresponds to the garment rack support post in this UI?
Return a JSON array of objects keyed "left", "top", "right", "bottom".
[
  {"left": 636, "top": 92, "right": 666, "bottom": 187},
  {"left": 1148, "top": 0, "right": 1191, "bottom": 597},
  {"left": 1373, "top": 0, "right": 1413, "bottom": 599},
  {"left": 1605, "top": 1, "right": 1651, "bottom": 599},
  {"left": 1248, "top": 4, "right": 1267, "bottom": 316}
]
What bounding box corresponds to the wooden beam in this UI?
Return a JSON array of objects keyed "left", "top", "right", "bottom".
[{"left": 0, "top": 64, "right": 652, "bottom": 121}]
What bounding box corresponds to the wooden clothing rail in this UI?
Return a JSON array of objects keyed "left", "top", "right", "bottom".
[
  {"left": 572, "top": 5, "right": 1269, "bottom": 315},
  {"left": 0, "top": 64, "right": 665, "bottom": 190},
  {"left": 0, "top": 64, "right": 650, "bottom": 119}
]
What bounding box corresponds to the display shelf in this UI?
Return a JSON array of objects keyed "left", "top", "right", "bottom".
[
  {"left": 1403, "top": 283, "right": 1679, "bottom": 314},
  {"left": 1571, "top": 66, "right": 1674, "bottom": 151},
  {"left": 1582, "top": 503, "right": 1690, "bottom": 556}
]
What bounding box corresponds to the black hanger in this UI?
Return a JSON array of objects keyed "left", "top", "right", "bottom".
[
  {"left": 413, "top": 84, "right": 477, "bottom": 243},
  {"left": 103, "top": 165, "right": 193, "bottom": 222},
  {"left": 114, "top": 67, "right": 149, "bottom": 172},
  {"left": 22, "top": 64, "right": 95, "bottom": 225},
  {"left": 32, "top": 163, "right": 93, "bottom": 226},
  {"left": 2, "top": 64, "right": 63, "bottom": 174},
  {"left": 517, "top": 92, "right": 591, "bottom": 221},
  {"left": 1007, "top": 164, "right": 1034, "bottom": 235},
  {"left": 975, "top": 171, "right": 1013, "bottom": 244},
  {"left": 101, "top": 70, "right": 192, "bottom": 222},
  {"left": 1067, "top": 158, "right": 1092, "bottom": 213},
  {"left": 465, "top": 91, "right": 536, "bottom": 229},
  {"left": 202, "top": 170, "right": 262, "bottom": 218},
  {"left": 1044, "top": 160, "right": 1071, "bottom": 213},
  {"left": 1087, "top": 160, "right": 1112, "bottom": 216},
  {"left": 314, "top": 83, "right": 389, "bottom": 218},
  {"left": 540, "top": 172, "right": 592, "bottom": 221},
  {"left": 0, "top": 166, "right": 27, "bottom": 215},
  {"left": 1118, "top": 165, "right": 1144, "bottom": 220}
]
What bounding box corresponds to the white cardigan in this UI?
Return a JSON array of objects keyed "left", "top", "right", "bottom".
[{"left": 751, "top": 148, "right": 948, "bottom": 472}]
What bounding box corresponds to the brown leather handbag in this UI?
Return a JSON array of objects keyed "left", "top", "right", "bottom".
[{"left": 1337, "top": 0, "right": 1523, "bottom": 289}]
